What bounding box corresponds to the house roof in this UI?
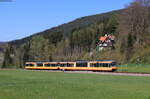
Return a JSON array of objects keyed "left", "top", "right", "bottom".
[{"left": 99, "top": 36, "right": 107, "bottom": 41}]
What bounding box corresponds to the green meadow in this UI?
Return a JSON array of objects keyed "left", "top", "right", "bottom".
[
  {"left": 118, "top": 64, "right": 150, "bottom": 73},
  {"left": 0, "top": 70, "right": 150, "bottom": 99}
]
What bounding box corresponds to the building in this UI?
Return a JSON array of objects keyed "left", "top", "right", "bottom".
[{"left": 98, "top": 34, "right": 115, "bottom": 51}]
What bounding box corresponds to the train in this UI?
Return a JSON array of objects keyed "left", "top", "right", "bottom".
[{"left": 25, "top": 60, "right": 117, "bottom": 72}]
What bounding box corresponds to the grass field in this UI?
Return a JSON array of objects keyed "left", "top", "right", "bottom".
[
  {"left": 118, "top": 64, "right": 150, "bottom": 73},
  {"left": 0, "top": 70, "right": 150, "bottom": 99}
]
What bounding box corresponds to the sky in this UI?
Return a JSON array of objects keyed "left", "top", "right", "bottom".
[{"left": 0, "top": 0, "right": 132, "bottom": 42}]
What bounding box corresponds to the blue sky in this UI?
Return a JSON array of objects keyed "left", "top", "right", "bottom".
[{"left": 0, "top": 0, "right": 132, "bottom": 42}]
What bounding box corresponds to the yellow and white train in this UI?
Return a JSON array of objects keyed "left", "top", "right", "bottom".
[{"left": 25, "top": 60, "right": 117, "bottom": 72}]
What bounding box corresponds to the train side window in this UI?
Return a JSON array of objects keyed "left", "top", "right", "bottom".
[
  {"left": 94, "top": 63, "right": 96, "bottom": 67},
  {"left": 92, "top": 63, "right": 95, "bottom": 67},
  {"left": 67, "top": 63, "right": 74, "bottom": 67},
  {"left": 44, "top": 63, "right": 57, "bottom": 67},
  {"left": 60, "top": 64, "right": 67, "bottom": 67},
  {"left": 36, "top": 63, "right": 43, "bottom": 67},
  {"left": 99, "top": 63, "right": 102, "bottom": 67},
  {"left": 95, "top": 63, "right": 98, "bottom": 67},
  {"left": 51, "top": 64, "right": 57, "bottom": 67},
  {"left": 104, "top": 63, "right": 109, "bottom": 67},
  {"left": 90, "top": 63, "right": 95, "bottom": 67},
  {"left": 93, "top": 63, "right": 96, "bottom": 67},
  {"left": 108, "top": 63, "right": 111, "bottom": 67},
  {"left": 90, "top": 63, "right": 100, "bottom": 67},
  {"left": 60, "top": 64, "right": 63, "bottom": 67},
  {"left": 106, "top": 64, "right": 109, "bottom": 67},
  {"left": 44, "top": 64, "right": 51, "bottom": 67},
  {"left": 94, "top": 63, "right": 98, "bottom": 67},
  {"left": 103, "top": 63, "right": 107, "bottom": 67},
  {"left": 96, "top": 63, "right": 99, "bottom": 67},
  {"left": 107, "top": 63, "right": 110, "bottom": 67},
  {"left": 97, "top": 63, "right": 100, "bottom": 67},
  {"left": 76, "top": 62, "right": 87, "bottom": 67}
]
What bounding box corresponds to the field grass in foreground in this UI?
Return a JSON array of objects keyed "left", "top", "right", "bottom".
[
  {"left": 0, "top": 70, "right": 150, "bottom": 99},
  {"left": 118, "top": 64, "right": 150, "bottom": 73}
]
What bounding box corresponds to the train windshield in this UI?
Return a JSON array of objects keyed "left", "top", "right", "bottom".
[
  {"left": 110, "top": 62, "right": 117, "bottom": 67},
  {"left": 25, "top": 63, "right": 34, "bottom": 67}
]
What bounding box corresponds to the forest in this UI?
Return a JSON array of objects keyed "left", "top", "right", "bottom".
[{"left": 0, "top": 0, "right": 150, "bottom": 68}]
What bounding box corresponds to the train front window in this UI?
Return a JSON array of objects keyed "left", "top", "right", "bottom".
[
  {"left": 26, "top": 64, "right": 34, "bottom": 67},
  {"left": 110, "top": 62, "right": 116, "bottom": 67}
]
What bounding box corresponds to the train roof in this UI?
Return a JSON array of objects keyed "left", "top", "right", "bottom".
[
  {"left": 95, "top": 60, "right": 116, "bottom": 62},
  {"left": 26, "top": 60, "right": 116, "bottom": 63}
]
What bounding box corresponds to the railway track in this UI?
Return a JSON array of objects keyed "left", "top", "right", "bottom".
[
  {"left": 28, "top": 70, "right": 150, "bottom": 77},
  {"left": 65, "top": 71, "right": 150, "bottom": 77}
]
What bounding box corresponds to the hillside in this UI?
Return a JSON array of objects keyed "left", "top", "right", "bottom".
[
  {"left": 1, "top": 0, "right": 150, "bottom": 68},
  {"left": 8, "top": 9, "right": 122, "bottom": 46},
  {"left": 0, "top": 9, "right": 122, "bottom": 67}
]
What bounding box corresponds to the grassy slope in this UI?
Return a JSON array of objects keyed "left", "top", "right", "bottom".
[{"left": 0, "top": 70, "right": 150, "bottom": 99}]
